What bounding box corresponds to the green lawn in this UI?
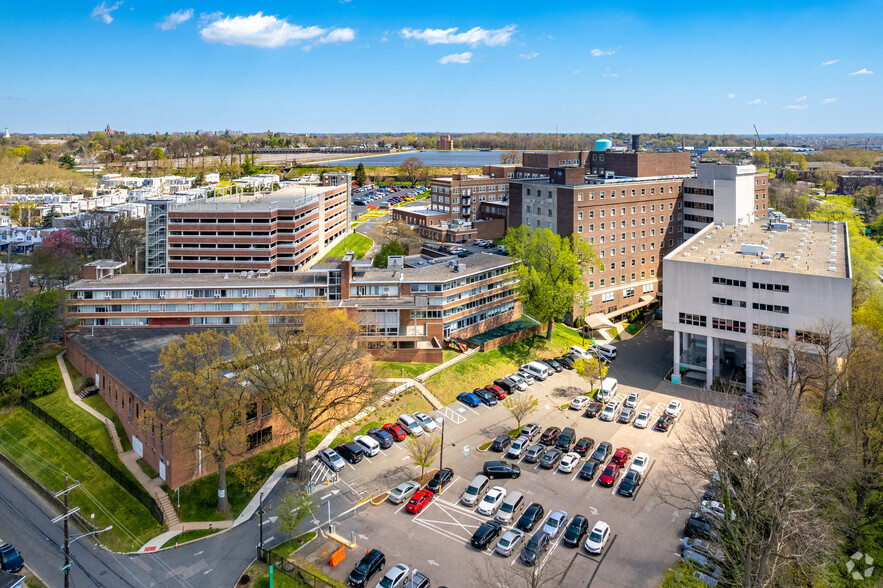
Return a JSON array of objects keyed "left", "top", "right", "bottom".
[
  {"left": 82, "top": 393, "right": 132, "bottom": 452},
  {"left": 271, "top": 530, "right": 317, "bottom": 556},
  {"left": 245, "top": 561, "right": 309, "bottom": 588},
  {"left": 424, "top": 323, "right": 584, "bottom": 404},
  {"left": 336, "top": 388, "right": 435, "bottom": 444},
  {"left": 374, "top": 360, "right": 439, "bottom": 380},
  {"left": 321, "top": 233, "right": 373, "bottom": 261},
  {"left": 161, "top": 528, "right": 219, "bottom": 549},
  {"left": 0, "top": 407, "right": 164, "bottom": 552}
]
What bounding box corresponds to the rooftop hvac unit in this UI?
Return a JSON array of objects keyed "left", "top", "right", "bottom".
[
  {"left": 740, "top": 243, "right": 767, "bottom": 256},
  {"left": 753, "top": 260, "right": 759, "bottom": 264},
  {"left": 793, "top": 264, "right": 798, "bottom": 268},
  {"left": 763, "top": 259, "right": 772, "bottom": 265},
  {"left": 458, "top": 263, "right": 465, "bottom": 272},
  {"left": 828, "top": 259, "right": 837, "bottom": 264},
  {"left": 683, "top": 252, "right": 690, "bottom": 257},
  {"left": 714, "top": 256, "right": 721, "bottom": 261},
  {"left": 829, "top": 267, "right": 837, "bottom": 272},
  {"left": 795, "top": 256, "right": 801, "bottom": 261},
  {"left": 691, "top": 246, "right": 698, "bottom": 250}
]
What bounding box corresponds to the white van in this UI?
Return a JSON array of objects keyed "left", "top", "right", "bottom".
[
  {"left": 570, "top": 345, "right": 593, "bottom": 360},
  {"left": 521, "top": 361, "right": 554, "bottom": 381},
  {"left": 354, "top": 434, "right": 380, "bottom": 457},
  {"left": 597, "top": 377, "right": 618, "bottom": 403},
  {"left": 397, "top": 414, "right": 423, "bottom": 437},
  {"left": 590, "top": 343, "right": 618, "bottom": 361}
]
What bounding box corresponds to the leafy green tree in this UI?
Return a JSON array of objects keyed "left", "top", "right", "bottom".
[
  {"left": 353, "top": 163, "right": 368, "bottom": 187},
  {"left": 502, "top": 226, "right": 599, "bottom": 340},
  {"left": 278, "top": 489, "right": 317, "bottom": 540},
  {"left": 58, "top": 154, "right": 76, "bottom": 170},
  {"left": 752, "top": 150, "right": 770, "bottom": 168},
  {"left": 405, "top": 433, "right": 440, "bottom": 479},
  {"left": 783, "top": 170, "right": 799, "bottom": 184},
  {"left": 503, "top": 393, "right": 538, "bottom": 428},
  {"left": 373, "top": 240, "right": 406, "bottom": 268},
  {"left": 0, "top": 290, "right": 62, "bottom": 380},
  {"left": 574, "top": 357, "right": 609, "bottom": 395}
]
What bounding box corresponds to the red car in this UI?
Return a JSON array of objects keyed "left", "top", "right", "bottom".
[
  {"left": 611, "top": 447, "right": 632, "bottom": 466},
  {"left": 405, "top": 489, "right": 433, "bottom": 513},
  {"left": 383, "top": 423, "right": 407, "bottom": 441},
  {"left": 485, "top": 385, "right": 507, "bottom": 400},
  {"left": 598, "top": 463, "right": 621, "bottom": 487}
]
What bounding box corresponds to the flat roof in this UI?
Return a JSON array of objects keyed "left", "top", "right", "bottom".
[
  {"left": 513, "top": 174, "right": 690, "bottom": 186},
  {"left": 172, "top": 184, "right": 335, "bottom": 212},
  {"left": 394, "top": 207, "right": 448, "bottom": 216},
  {"left": 350, "top": 252, "right": 514, "bottom": 283},
  {"left": 666, "top": 218, "right": 850, "bottom": 278},
  {"left": 67, "top": 271, "right": 327, "bottom": 290}
]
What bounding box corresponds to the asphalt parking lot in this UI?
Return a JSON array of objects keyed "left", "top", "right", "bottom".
[{"left": 287, "top": 325, "right": 704, "bottom": 587}]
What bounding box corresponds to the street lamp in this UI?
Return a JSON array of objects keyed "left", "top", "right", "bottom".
[
  {"left": 70, "top": 526, "right": 113, "bottom": 545},
  {"left": 436, "top": 417, "right": 445, "bottom": 472}
]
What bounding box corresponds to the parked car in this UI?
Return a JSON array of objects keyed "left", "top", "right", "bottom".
[
  {"left": 494, "top": 529, "right": 524, "bottom": 557},
  {"left": 477, "top": 486, "right": 507, "bottom": 516},
  {"left": 412, "top": 412, "right": 438, "bottom": 433},
  {"left": 555, "top": 427, "right": 576, "bottom": 452},
  {"left": 579, "top": 459, "right": 601, "bottom": 480},
  {"left": 618, "top": 407, "right": 636, "bottom": 424},
  {"left": 484, "top": 384, "right": 507, "bottom": 400},
  {"left": 618, "top": 470, "right": 642, "bottom": 497},
  {"left": 520, "top": 531, "right": 550, "bottom": 566},
  {"left": 405, "top": 489, "right": 433, "bottom": 514},
  {"left": 375, "top": 563, "right": 409, "bottom": 588},
  {"left": 570, "top": 396, "right": 591, "bottom": 411},
  {"left": 335, "top": 442, "right": 365, "bottom": 464},
  {"left": 461, "top": 475, "right": 490, "bottom": 506},
  {"left": 684, "top": 512, "right": 719, "bottom": 540},
  {"left": 590, "top": 441, "right": 613, "bottom": 463},
  {"left": 490, "top": 435, "right": 512, "bottom": 452},
  {"left": 573, "top": 437, "right": 595, "bottom": 457},
  {"left": 520, "top": 423, "right": 541, "bottom": 441},
  {"left": 599, "top": 402, "right": 621, "bottom": 422},
  {"left": 555, "top": 355, "right": 574, "bottom": 369},
  {"left": 516, "top": 502, "right": 545, "bottom": 533},
  {"left": 584, "top": 521, "right": 611, "bottom": 555},
  {"left": 682, "top": 537, "right": 725, "bottom": 563},
  {"left": 634, "top": 410, "right": 651, "bottom": 429},
  {"left": 541, "top": 358, "right": 564, "bottom": 373},
  {"left": 625, "top": 392, "right": 640, "bottom": 408},
  {"left": 402, "top": 572, "right": 430, "bottom": 588},
  {"left": 354, "top": 435, "right": 380, "bottom": 457},
  {"left": 470, "top": 520, "right": 503, "bottom": 550},
  {"left": 493, "top": 378, "right": 517, "bottom": 393},
  {"left": 539, "top": 427, "right": 561, "bottom": 445},
  {"left": 507, "top": 374, "right": 529, "bottom": 391},
  {"left": 665, "top": 399, "right": 683, "bottom": 417},
  {"left": 388, "top": 481, "right": 420, "bottom": 505},
  {"left": 701, "top": 500, "right": 735, "bottom": 521},
  {"left": 483, "top": 460, "right": 521, "bottom": 479},
  {"left": 471, "top": 387, "right": 498, "bottom": 406},
  {"left": 456, "top": 392, "right": 481, "bottom": 407},
  {"left": 542, "top": 510, "right": 568, "bottom": 538},
  {"left": 317, "top": 448, "right": 346, "bottom": 472},
  {"left": 397, "top": 414, "right": 423, "bottom": 437},
  {"left": 539, "top": 449, "right": 563, "bottom": 469},
  {"left": 506, "top": 437, "right": 529, "bottom": 459},
  {"left": 383, "top": 423, "right": 407, "bottom": 441},
  {"left": 347, "top": 549, "right": 385, "bottom": 587},
  {"left": 611, "top": 447, "right": 632, "bottom": 466},
  {"left": 515, "top": 371, "right": 536, "bottom": 385},
  {"left": 0, "top": 544, "right": 23, "bottom": 574},
  {"left": 366, "top": 427, "right": 394, "bottom": 449},
  {"left": 598, "top": 463, "right": 621, "bottom": 487},
  {"left": 523, "top": 444, "right": 545, "bottom": 464},
  {"left": 425, "top": 467, "right": 454, "bottom": 494},
  {"left": 630, "top": 452, "right": 650, "bottom": 474},
  {"left": 655, "top": 414, "right": 675, "bottom": 431},
  {"left": 562, "top": 515, "right": 589, "bottom": 547},
  {"left": 558, "top": 452, "right": 581, "bottom": 473},
  {"left": 583, "top": 402, "right": 604, "bottom": 418}
]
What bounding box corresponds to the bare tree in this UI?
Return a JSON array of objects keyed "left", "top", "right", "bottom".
[
  {"left": 397, "top": 157, "right": 425, "bottom": 186},
  {"left": 404, "top": 433, "right": 440, "bottom": 479},
  {"left": 470, "top": 553, "right": 567, "bottom": 588},
  {"left": 368, "top": 219, "right": 423, "bottom": 252},
  {"left": 500, "top": 150, "right": 522, "bottom": 165},
  {"left": 503, "top": 394, "right": 538, "bottom": 428}
]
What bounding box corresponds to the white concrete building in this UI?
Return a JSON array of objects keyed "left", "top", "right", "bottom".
[
  {"left": 662, "top": 215, "right": 852, "bottom": 393},
  {"left": 682, "top": 163, "right": 768, "bottom": 235}
]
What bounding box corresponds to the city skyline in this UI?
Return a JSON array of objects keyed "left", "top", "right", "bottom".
[{"left": 3, "top": 0, "right": 881, "bottom": 134}]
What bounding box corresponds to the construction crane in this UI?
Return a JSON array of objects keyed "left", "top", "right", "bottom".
[{"left": 753, "top": 124, "right": 762, "bottom": 150}]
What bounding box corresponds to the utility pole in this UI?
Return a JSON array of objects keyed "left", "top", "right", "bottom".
[
  {"left": 51, "top": 476, "right": 81, "bottom": 588},
  {"left": 438, "top": 418, "right": 445, "bottom": 473},
  {"left": 258, "top": 492, "right": 264, "bottom": 559}
]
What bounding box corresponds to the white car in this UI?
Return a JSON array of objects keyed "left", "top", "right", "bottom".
[
  {"left": 665, "top": 399, "right": 683, "bottom": 417},
  {"left": 354, "top": 435, "right": 380, "bottom": 457},
  {"left": 558, "top": 452, "right": 581, "bottom": 473},
  {"left": 625, "top": 392, "right": 640, "bottom": 408},
  {"left": 542, "top": 510, "right": 568, "bottom": 538},
  {"left": 584, "top": 521, "right": 611, "bottom": 554},
  {"left": 701, "top": 500, "right": 735, "bottom": 521},
  {"left": 515, "top": 370, "right": 536, "bottom": 385},
  {"left": 375, "top": 563, "right": 409, "bottom": 588},
  {"left": 494, "top": 529, "right": 524, "bottom": 557},
  {"left": 630, "top": 452, "right": 650, "bottom": 474},
  {"left": 477, "top": 486, "right": 507, "bottom": 516},
  {"left": 570, "top": 396, "right": 590, "bottom": 411},
  {"left": 506, "top": 437, "right": 529, "bottom": 459},
  {"left": 507, "top": 374, "right": 529, "bottom": 391},
  {"left": 599, "top": 403, "right": 618, "bottom": 421},
  {"left": 634, "top": 410, "right": 651, "bottom": 429},
  {"left": 412, "top": 412, "right": 438, "bottom": 433}
]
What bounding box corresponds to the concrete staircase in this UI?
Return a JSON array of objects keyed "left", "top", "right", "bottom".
[
  {"left": 154, "top": 491, "right": 180, "bottom": 527},
  {"left": 104, "top": 420, "right": 123, "bottom": 454}
]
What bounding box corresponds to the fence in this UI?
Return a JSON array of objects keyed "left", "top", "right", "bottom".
[
  {"left": 20, "top": 398, "right": 165, "bottom": 524},
  {"left": 258, "top": 546, "right": 348, "bottom": 588}
]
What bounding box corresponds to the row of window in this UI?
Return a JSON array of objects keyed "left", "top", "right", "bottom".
[
  {"left": 588, "top": 269, "right": 656, "bottom": 288},
  {"left": 684, "top": 214, "right": 713, "bottom": 224},
  {"left": 684, "top": 201, "right": 714, "bottom": 211},
  {"left": 712, "top": 297, "right": 746, "bottom": 308},
  {"left": 525, "top": 185, "right": 681, "bottom": 201},
  {"left": 712, "top": 277, "right": 747, "bottom": 287},
  {"left": 584, "top": 227, "right": 680, "bottom": 241},
  {"left": 752, "top": 303, "right": 789, "bottom": 314},
  {"left": 712, "top": 277, "right": 791, "bottom": 293},
  {"left": 712, "top": 317, "right": 747, "bottom": 333}
]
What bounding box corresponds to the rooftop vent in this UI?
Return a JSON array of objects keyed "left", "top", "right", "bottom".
[
  {"left": 795, "top": 256, "right": 801, "bottom": 261},
  {"left": 714, "top": 256, "right": 721, "bottom": 261},
  {"left": 683, "top": 252, "right": 691, "bottom": 257},
  {"left": 829, "top": 267, "right": 837, "bottom": 272},
  {"left": 763, "top": 259, "right": 772, "bottom": 265},
  {"left": 792, "top": 264, "right": 798, "bottom": 268}
]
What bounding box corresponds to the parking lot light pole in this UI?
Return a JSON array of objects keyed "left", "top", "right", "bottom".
[{"left": 437, "top": 417, "right": 445, "bottom": 472}]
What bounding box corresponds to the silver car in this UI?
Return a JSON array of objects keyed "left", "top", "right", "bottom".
[
  {"left": 542, "top": 509, "right": 568, "bottom": 538},
  {"left": 388, "top": 481, "right": 421, "bottom": 505},
  {"left": 625, "top": 392, "right": 640, "bottom": 408},
  {"left": 506, "top": 437, "right": 529, "bottom": 459},
  {"left": 412, "top": 412, "right": 438, "bottom": 433},
  {"left": 317, "top": 448, "right": 345, "bottom": 472},
  {"left": 494, "top": 529, "right": 525, "bottom": 557}
]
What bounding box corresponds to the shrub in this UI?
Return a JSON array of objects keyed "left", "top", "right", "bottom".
[{"left": 27, "top": 367, "right": 62, "bottom": 397}]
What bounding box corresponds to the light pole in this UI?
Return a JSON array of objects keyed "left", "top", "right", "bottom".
[
  {"left": 258, "top": 492, "right": 264, "bottom": 559},
  {"left": 436, "top": 417, "right": 445, "bottom": 473},
  {"left": 70, "top": 526, "right": 113, "bottom": 545}
]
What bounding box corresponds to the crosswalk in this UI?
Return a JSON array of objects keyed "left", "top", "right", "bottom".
[{"left": 310, "top": 459, "right": 338, "bottom": 490}]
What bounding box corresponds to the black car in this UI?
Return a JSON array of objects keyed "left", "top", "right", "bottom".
[
  {"left": 562, "top": 515, "right": 589, "bottom": 547},
  {"left": 483, "top": 460, "right": 521, "bottom": 479},
  {"left": 555, "top": 356, "right": 575, "bottom": 369},
  {"left": 589, "top": 441, "right": 613, "bottom": 463},
  {"left": 539, "top": 427, "right": 561, "bottom": 445},
  {"left": 335, "top": 442, "right": 365, "bottom": 464},
  {"left": 471, "top": 520, "right": 503, "bottom": 550},
  {"left": 520, "top": 531, "right": 550, "bottom": 566},
  {"left": 555, "top": 427, "right": 576, "bottom": 452},
  {"left": 490, "top": 435, "right": 512, "bottom": 452},
  {"left": 472, "top": 387, "right": 498, "bottom": 406},
  {"left": 684, "top": 512, "right": 719, "bottom": 540},
  {"left": 583, "top": 402, "right": 604, "bottom": 418},
  {"left": 494, "top": 378, "right": 517, "bottom": 393},
  {"left": 346, "top": 548, "right": 385, "bottom": 587},
  {"left": 366, "top": 427, "right": 394, "bottom": 449},
  {"left": 541, "top": 359, "right": 564, "bottom": 373},
  {"left": 520, "top": 423, "right": 541, "bottom": 442},
  {"left": 573, "top": 437, "right": 595, "bottom": 457},
  {"left": 516, "top": 503, "right": 545, "bottom": 533},
  {"left": 579, "top": 459, "right": 601, "bottom": 480},
  {"left": 426, "top": 467, "right": 454, "bottom": 494},
  {"left": 655, "top": 414, "right": 675, "bottom": 431},
  {"left": 618, "top": 470, "right": 642, "bottom": 497},
  {"left": 539, "top": 449, "right": 563, "bottom": 469},
  {"left": 0, "top": 544, "right": 23, "bottom": 574}
]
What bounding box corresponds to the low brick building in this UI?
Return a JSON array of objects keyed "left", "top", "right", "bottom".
[{"left": 0, "top": 262, "right": 29, "bottom": 299}]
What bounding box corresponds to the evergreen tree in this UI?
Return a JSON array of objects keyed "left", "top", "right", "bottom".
[{"left": 354, "top": 162, "right": 368, "bottom": 187}]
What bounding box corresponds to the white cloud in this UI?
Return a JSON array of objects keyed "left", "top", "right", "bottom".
[
  {"left": 590, "top": 48, "right": 615, "bottom": 57},
  {"left": 438, "top": 51, "right": 472, "bottom": 64},
  {"left": 821, "top": 97, "right": 838, "bottom": 104},
  {"left": 519, "top": 51, "right": 539, "bottom": 60},
  {"left": 795, "top": 95, "right": 807, "bottom": 102},
  {"left": 726, "top": 93, "right": 736, "bottom": 99},
  {"left": 160, "top": 9, "right": 193, "bottom": 30},
  {"left": 822, "top": 59, "right": 840, "bottom": 66},
  {"left": 199, "top": 12, "right": 356, "bottom": 48},
  {"left": 747, "top": 98, "right": 763, "bottom": 105},
  {"left": 91, "top": 1, "right": 123, "bottom": 24},
  {"left": 849, "top": 68, "right": 874, "bottom": 75},
  {"left": 783, "top": 104, "right": 809, "bottom": 110},
  {"left": 602, "top": 72, "right": 619, "bottom": 78},
  {"left": 400, "top": 24, "right": 517, "bottom": 47}
]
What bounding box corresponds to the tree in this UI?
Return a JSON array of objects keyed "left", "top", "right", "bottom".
[
  {"left": 499, "top": 150, "right": 522, "bottom": 165},
  {"left": 503, "top": 393, "right": 538, "bottom": 428},
  {"left": 794, "top": 153, "right": 808, "bottom": 171},
  {"left": 151, "top": 330, "right": 250, "bottom": 513},
  {"left": 28, "top": 228, "right": 81, "bottom": 289},
  {"left": 752, "top": 151, "right": 770, "bottom": 168},
  {"left": 574, "top": 356, "right": 608, "bottom": 394},
  {"left": 405, "top": 433, "right": 440, "bottom": 479},
  {"left": 783, "top": 170, "right": 799, "bottom": 184},
  {"left": 353, "top": 163, "right": 368, "bottom": 187},
  {"left": 502, "top": 226, "right": 598, "bottom": 339},
  {"left": 369, "top": 219, "right": 422, "bottom": 252},
  {"left": 398, "top": 157, "right": 425, "bottom": 186},
  {"left": 814, "top": 165, "right": 839, "bottom": 196},
  {"left": 0, "top": 290, "right": 63, "bottom": 380},
  {"left": 235, "top": 309, "right": 379, "bottom": 484},
  {"left": 373, "top": 241, "right": 406, "bottom": 268},
  {"left": 278, "top": 489, "right": 317, "bottom": 540},
  {"left": 58, "top": 154, "right": 76, "bottom": 170}
]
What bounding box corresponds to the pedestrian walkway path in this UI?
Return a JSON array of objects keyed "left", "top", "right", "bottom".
[{"left": 138, "top": 519, "right": 234, "bottom": 553}]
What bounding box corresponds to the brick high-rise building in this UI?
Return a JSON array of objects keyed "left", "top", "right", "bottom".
[{"left": 437, "top": 135, "right": 453, "bottom": 150}]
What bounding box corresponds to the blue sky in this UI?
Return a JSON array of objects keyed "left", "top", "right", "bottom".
[{"left": 3, "top": 1, "right": 881, "bottom": 134}]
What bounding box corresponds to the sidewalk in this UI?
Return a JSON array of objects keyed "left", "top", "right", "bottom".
[{"left": 139, "top": 520, "right": 234, "bottom": 553}]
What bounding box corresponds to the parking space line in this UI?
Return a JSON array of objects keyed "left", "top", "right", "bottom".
[
  {"left": 363, "top": 457, "right": 372, "bottom": 464},
  {"left": 571, "top": 469, "right": 582, "bottom": 482},
  {"left": 463, "top": 405, "right": 481, "bottom": 416},
  {"left": 438, "top": 476, "right": 461, "bottom": 497},
  {"left": 412, "top": 519, "right": 470, "bottom": 545}
]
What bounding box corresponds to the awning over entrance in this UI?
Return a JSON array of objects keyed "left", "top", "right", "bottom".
[
  {"left": 586, "top": 313, "right": 616, "bottom": 330},
  {"left": 608, "top": 294, "right": 656, "bottom": 319}
]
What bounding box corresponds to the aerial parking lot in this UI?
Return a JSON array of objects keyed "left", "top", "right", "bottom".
[{"left": 289, "top": 326, "right": 715, "bottom": 587}]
